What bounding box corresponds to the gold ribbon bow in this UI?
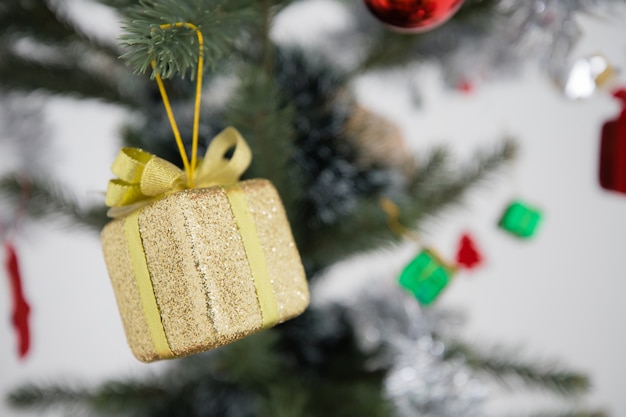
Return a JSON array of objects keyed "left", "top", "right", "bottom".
[{"left": 105, "top": 127, "right": 252, "bottom": 218}]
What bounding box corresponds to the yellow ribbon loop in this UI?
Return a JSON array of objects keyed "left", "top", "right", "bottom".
[
  {"left": 379, "top": 197, "right": 421, "bottom": 243},
  {"left": 105, "top": 148, "right": 186, "bottom": 209},
  {"left": 194, "top": 127, "right": 252, "bottom": 187},
  {"left": 111, "top": 148, "right": 152, "bottom": 183},
  {"left": 141, "top": 157, "right": 186, "bottom": 197},
  {"left": 105, "top": 127, "right": 252, "bottom": 218}
]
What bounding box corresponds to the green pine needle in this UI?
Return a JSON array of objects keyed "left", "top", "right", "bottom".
[
  {"left": 0, "top": 175, "right": 108, "bottom": 231},
  {"left": 307, "top": 380, "right": 390, "bottom": 417},
  {"left": 355, "top": 0, "right": 500, "bottom": 73},
  {"left": 216, "top": 331, "right": 284, "bottom": 385},
  {"left": 1, "top": 0, "right": 121, "bottom": 59},
  {"left": 357, "top": 31, "right": 423, "bottom": 73},
  {"left": 444, "top": 342, "right": 591, "bottom": 398},
  {"left": 517, "top": 411, "right": 608, "bottom": 417},
  {"left": 7, "top": 383, "right": 84, "bottom": 409},
  {"left": 407, "top": 138, "right": 518, "bottom": 218},
  {"left": 300, "top": 139, "right": 516, "bottom": 271},
  {"left": 224, "top": 67, "right": 302, "bottom": 227},
  {"left": 300, "top": 195, "right": 398, "bottom": 271},
  {"left": 7, "top": 379, "right": 167, "bottom": 414},
  {"left": 120, "top": 0, "right": 258, "bottom": 79},
  {"left": 260, "top": 381, "right": 311, "bottom": 417},
  {"left": 0, "top": 51, "right": 142, "bottom": 106},
  {"left": 1, "top": 0, "right": 84, "bottom": 45},
  {"left": 97, "top": 0, "right": 140, "bottom": 9}
]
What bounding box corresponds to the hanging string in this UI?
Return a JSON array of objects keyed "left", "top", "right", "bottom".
[
  {"left": 151, "top": 22, "right": 204, "bottom": 188},
  {"left": 379, "top": 197, "right": 455, "bottom": 270},
  {"left": 379, "top": 197, "right": 421, "bottom": 244}
]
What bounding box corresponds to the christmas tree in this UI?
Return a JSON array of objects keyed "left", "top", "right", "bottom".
[{"left": 0, "top": 0, "right": 623, "bottom": 416}]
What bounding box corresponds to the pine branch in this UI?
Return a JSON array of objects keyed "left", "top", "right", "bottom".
[
  {"left": 89, "top": 380, "right": 169, "bottom": 413},
  {"left": 356, "top": 30, "right": 424, "bottom": 74},
  {"left": 453, "top": 0, "right": 500, "bottom": 21},
  {"left": 0, "top": 51, "right": 144, "bottom": 106},
  {"left": 405, "top": 138, "right": 517, "bottom": 220},
  {"left": 272, "top": 0, "right": 299, "bottom": 10},
  {"left": 299, "top": 195, "right": 398, "bottom": 272},
  {"left": 216, "top": 331, "right": 283, "bottom": 386},
  {"left": 509, "top": 411, "right": 608, "bottom": 417},
  {"left": 275, "top": 306, "right": 390, "bottom": 417},
  {"left": 405, "top": 146, "right": 451, "bottom": 197},
  {"left": 7, "top": 379, "right": 167, "bottom": 414},
  {"left": 224, "top": 67, "right": 302, "bottom": 222},
  {"left": 7, "top": 384, "right": 82, "bottom": 409},
  {"left": 307, "top": 379, "right": 390, "bottom": 417},
  {"left": 0, "top": 175, "right": 108, "bottom": 231},
  {"left": 354, "top": 0, "right": 500, "bottom": 73},
  {"left": 444, "top": 342, "right": 591, "bottom": 398},
  {"left": 1, "top": 0, "right": 122, "bottom": 61},
  {"left": 120, "top": 0, "right": 259, "bottom": 79},
  {"left": 260, "top": 0, "right": 275, "bottom": 75},
  {"left": 184, "top": 0, "right": 302, "bottom": 13},
  {"left": 9, "top": 353, "right": 262, "bottom": 416},
  {"left": 0, "top": 0, "right": 84, "bottom": 45},
  {"left": 97, "top": 0, "right": 140, "bottom": 9},
  {"left": 225, "top": 69, "right": 294, "bottom": 183},
  {"left": 259, "top": 380, "right": 310, "bottom": 417},
  {"left": 300, "top": 139, "right": 516, "bottom": 272},
  {"left": 0, "top": 2, "right": 146, "bottom": 106}
]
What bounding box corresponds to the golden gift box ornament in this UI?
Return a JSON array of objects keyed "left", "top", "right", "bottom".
[{"left": 101, "top": 127, "right": 309, "bottom": 362}]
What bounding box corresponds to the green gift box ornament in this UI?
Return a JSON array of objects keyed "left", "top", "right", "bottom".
[
  {"left": 398, "top": 250, "right": 455, "bottom": 306},
  {"left": 498, "top": 201, "right": 543, "bottom": 238}
]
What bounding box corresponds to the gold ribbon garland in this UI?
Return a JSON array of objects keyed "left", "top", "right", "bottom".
[{"left": 379, "top": 197, "right": 457, "bottom": 272}]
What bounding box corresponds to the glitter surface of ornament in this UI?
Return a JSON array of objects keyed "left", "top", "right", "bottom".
[
  {"left": 101, "top": 181, "right": 309, "bottom": 362},
  {"left": 363, "top": 0, "right": 464, "bottom": 32}
]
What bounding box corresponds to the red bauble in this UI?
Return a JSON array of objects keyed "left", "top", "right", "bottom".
[{"left": 364, "top": 0, "right": 464, "bottom": 33}]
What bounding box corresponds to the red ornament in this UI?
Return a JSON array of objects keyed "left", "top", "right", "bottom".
[
  {"left": 457, "top": 79, "right": 474, "bottom": 94},
  {"left": 599, "top": 88, "right": 626, "bottom": 194},
  {"left": 364, "top": 0, "right": 464, "bottom": 33},
  {"left": 5, "top": 242, "right": 31, "bottom": 359},
  {"left": 455, "top": 233, "right": 483, "bottom": 270}
]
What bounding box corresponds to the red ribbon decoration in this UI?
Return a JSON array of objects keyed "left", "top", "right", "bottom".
[
  {"left": 455, "top": 233, "right": 483, "bottom": 270},
  {"left": 5, "top": 242, "right": 31, "bottom": 359}
]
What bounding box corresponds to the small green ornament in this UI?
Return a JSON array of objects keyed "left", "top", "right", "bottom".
[
  {"left": 398, "top": 250, "right": 454, "bottom": 306},
  {"left": 498, "top": 200, "right": 543, "bottom": 238}
]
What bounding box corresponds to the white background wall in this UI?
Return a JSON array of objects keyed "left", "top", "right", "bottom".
[{"left": 1, "top": 1, "right": 625, "bottom": 416}]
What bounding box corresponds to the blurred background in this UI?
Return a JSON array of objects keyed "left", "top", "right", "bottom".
[{"left": 1, "top": 0, "right": 626, "bottom": 416}]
